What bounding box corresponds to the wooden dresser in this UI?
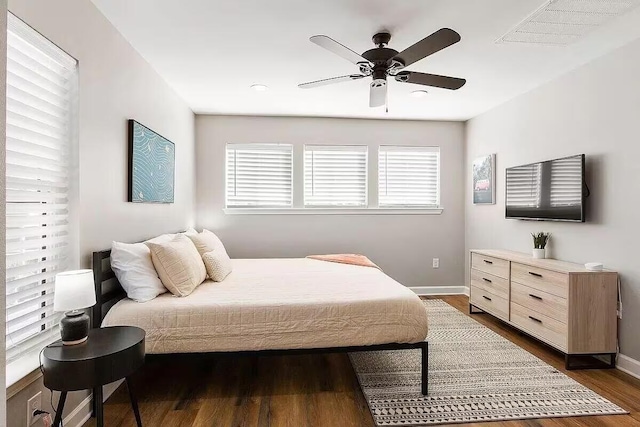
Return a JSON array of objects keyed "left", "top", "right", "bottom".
[{"left": 469, "top": 249, "right": 618, "bottom": 369}]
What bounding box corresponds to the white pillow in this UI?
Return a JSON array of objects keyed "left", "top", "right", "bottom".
[
  {"left": 202, "top": 250, "right": 232, "bottom": 282},
  {"left": 110, "top": 241, "right": 167, "bottom": 302},
  {"left": 182, "top": 227, "right": 198, "bottom": 236},
  {"left": 145, "top": 233, "right": 176, "bottom": 245}
]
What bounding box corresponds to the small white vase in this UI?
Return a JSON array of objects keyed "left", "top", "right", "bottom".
[{"left": 532, "top": 248, "right": 546, "bottom": 259}]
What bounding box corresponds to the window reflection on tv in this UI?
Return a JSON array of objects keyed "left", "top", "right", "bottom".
[{"left": 505, "top": 154, "right": 585, "bottom": 222}]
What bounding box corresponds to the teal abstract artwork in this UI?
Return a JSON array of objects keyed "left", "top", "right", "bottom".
[{"left": 128, "top": 120, "right": 175, "bottom": 203}]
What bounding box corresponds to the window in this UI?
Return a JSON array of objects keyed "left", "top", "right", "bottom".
[
  {"left": 304, "top": 145, "right": 367, "bottom": 207},
  {"left": 5, "top": 14, "right": 78, "bottom": 378},
  {"left": 379, "top": 146, "right": 440, "bottom": 207},
  {"left": 226, "top": 143, "right": 293, "bottom": 208}
]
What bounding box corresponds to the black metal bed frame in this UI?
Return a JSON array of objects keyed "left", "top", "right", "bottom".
[{"left": 91, "top": 249, "right": 430, "bottom": 411}]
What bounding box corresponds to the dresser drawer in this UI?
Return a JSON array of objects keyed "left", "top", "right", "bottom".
[
  {"left": 471, "top": 253, "right": 510, "bottom": 279},
  {"left": 511, "top": 282, "right": 567, "bottom": 323},
  {"left": 511, "top": 302, "right": 567, "bottom": 351},
  {"left": 511, "top": 262, "right": 568, "bottom": 298},
  {"left": 470, "top": 288, "right": 509, "bottom": 321},
  {"left": 470, "top": 269, "right": 509, "bottom": 300}
]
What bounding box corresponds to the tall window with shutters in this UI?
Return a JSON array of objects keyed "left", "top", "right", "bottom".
[
  {"left": 5, "top": 14, "right": 78, "bottom": 377},
  {"left": 304, "top": 145, "right": 368, "bottom": 207},
  {"left": 378, "top": 146, "right": 440, "bottom": 207},
  {"left": 226, "top": 143, "right": 293, "bottom": 208}
]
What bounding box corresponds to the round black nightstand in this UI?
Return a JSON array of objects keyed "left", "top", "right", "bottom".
[{"left": 42, "top": 326, "right": 145, "bottom": 427}]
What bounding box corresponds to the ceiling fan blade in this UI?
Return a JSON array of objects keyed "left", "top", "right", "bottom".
[
  {"left": 298, "top": 74, "right": 365, "bottom": 89},
  {"left": 395, "top": 71, "right": 466, "bottom": 90},
  {"left": 392, "top": 28, "right": 461, "bottom": 68},
  {"left": 310, "top": 35, "right": 370, "bottom": 65},
  {"left": 370, "top": 80, "right": 386, "bottom": 107}
]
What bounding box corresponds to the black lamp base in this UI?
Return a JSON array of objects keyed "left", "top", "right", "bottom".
[{"left": 61, "top": 311, "right": 90, "bottom": 345}]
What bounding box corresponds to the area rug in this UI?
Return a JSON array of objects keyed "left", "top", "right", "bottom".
[{"left": 349, "top": 299, "right": 627, "bottom": 426}]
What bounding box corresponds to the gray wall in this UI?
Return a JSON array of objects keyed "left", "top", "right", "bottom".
[
  {"left": 196, "top": 115, "right": 466, "bottom": 288},
  {"left": 465, "top": 37, "right": 640, "bottom": 361},
  {"left": 6, "top": 0, "right": 196, "bottom": 425},
  {"left": 1, "top": 0, "right": 8, "bottom": 424}
]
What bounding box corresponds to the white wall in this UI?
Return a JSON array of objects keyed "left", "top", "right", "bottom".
[
  {"left": 6, "top": 0, "right": 196, "bottom": 425},
  {"left": 465, "top": 36, "right": 640, "bottom": 361},
  {"left": 196, "top": 115, "right": 465, "bottom": 288}
]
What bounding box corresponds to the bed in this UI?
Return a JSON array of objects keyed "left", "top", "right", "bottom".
[{"left": 92, "top": 251, "right": 430, "bottom": 395}]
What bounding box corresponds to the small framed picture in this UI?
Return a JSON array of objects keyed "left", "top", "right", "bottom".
[{"left": 473, "top": 154, "right": 496, "bottom": 205}]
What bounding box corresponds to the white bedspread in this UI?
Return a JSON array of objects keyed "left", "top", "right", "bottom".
[{"left": 102, "top": 258, "right": 428, "bottom": 353}]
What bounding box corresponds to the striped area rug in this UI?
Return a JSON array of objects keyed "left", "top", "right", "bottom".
[{"left": 349, "top": 299, "right": 626, "bottom": 426}]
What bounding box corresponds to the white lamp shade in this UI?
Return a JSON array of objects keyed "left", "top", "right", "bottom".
[{"left": 54, "top": 269, "right": 97, "bottom": 312}]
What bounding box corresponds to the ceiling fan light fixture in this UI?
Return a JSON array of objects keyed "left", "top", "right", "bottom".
[
  {"left": 411, "top": 90, "right": 429, "bottom": 98},
  {"left": 250, "top": 84, "right": 269, "bottom": 92}
]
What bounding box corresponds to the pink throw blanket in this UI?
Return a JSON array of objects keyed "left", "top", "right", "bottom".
[{"left": 306, "top": 254, "right": 381, "bottom": 271}]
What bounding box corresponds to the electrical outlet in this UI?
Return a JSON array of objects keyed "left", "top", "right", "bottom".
[
  {"left": 27, "top": 391, "right": 42, "bottom": 425},
  {"left": 432, "top": 258, "right": 440, "bottom": 269}
]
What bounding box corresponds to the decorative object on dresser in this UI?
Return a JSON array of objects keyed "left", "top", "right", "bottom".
[
  {"left": 42, "top": 326, "right": 145, "bottom": 427},
  {"left": 128, "top": 119, "right": 175, "bottom": 203},
  {"left": 54, "top": 270, "right": 97, "bottom": 345},
  {"left": 531, "top": 232, "right": 550, "bottom": 259},
  {"left": 469, "top": 249, "right": 618, "bottom": 370},
  {"left": 472, "top": 153, "right": 496, "bottom": 204}
]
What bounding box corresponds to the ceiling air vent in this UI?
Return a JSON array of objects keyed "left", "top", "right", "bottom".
[{"left": 497, "top": 0, "right": 640, "bottom": 45}]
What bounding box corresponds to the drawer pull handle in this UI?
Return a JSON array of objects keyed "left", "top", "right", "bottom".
[
  {"left": 483, "top": 260, "right": 493, "bottom": 265},
  {"left": 482, "top": 295, "right": 492, "bottom": 302},
  {"left": 528, "top": 316, "right": 542, "bottom": 323},
  {"left": 528, "top": 271, "right": 543, "bottom": 278},
  {"left": 529, "top": 294, "right": 543, "bottom": 301},
  {"left": 482, "top": 278, "right": 492, "bottom": 283}
]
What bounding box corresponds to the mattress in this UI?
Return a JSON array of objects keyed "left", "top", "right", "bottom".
[{"left": 102, "top": 258, "right": 428, "bottom": 354}]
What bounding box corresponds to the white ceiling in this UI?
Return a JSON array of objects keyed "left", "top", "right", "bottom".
[{"left": 90, "top": 0, "right": 640, "bottom": 121}]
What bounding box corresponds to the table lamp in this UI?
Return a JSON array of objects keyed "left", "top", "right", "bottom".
[{"left": 54, "top": 269, "right": 96, "bottom": 345}]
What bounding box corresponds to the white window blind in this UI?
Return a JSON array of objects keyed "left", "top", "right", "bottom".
[
  {"left": 5, "top": 14, "right": 77, "bottom": 368},
  {"left": 550, "top": 156, "right": 582, "bottom": 207},
  {"left": 379, "top": 146, "right": 440, "bottom": 207},
  {"left": 506, "top": 163, "right": 542, "bottom": 207},
  {"left": 226, "top": 143, "right": 293, "bottom": 208},
  {"left": 304, "top": 145, "right": 367, "bottom": 207}
]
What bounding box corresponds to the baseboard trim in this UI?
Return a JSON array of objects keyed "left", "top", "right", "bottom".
[
  {"left": 410, "top": 286, "right": 469, "bottom": 296},
  {"left": 617, "top": 354, "right": 640, "bottom": 379},
  {"left": 64, "top": 380, "right": 123, "bottom": 427}
]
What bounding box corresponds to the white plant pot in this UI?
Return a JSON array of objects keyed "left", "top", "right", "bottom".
[{"left": 532, "top": 248, "right": 546, "bottom": 259}]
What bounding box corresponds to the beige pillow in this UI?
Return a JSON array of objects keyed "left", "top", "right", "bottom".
[
  {"left": 188, "top": 229, "right": 227, "bottom": 257},
  {"left": 202, "top": 250, "right": 232, "bottom": 282},
  {"left": 146, "top": 234, "right": 206, "bottom": 297}
]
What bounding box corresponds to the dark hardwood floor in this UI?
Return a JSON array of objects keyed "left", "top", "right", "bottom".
[{"left": 84, "top": 295, "right": 640, "bottom": 426}]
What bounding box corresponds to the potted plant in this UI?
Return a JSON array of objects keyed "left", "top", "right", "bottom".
[{"left": 531, "top": 232, "right": 550, "bottom": 259}]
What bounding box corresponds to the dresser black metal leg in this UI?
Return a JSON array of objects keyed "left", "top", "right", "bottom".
[
  {"left": 127, "top": 376, "right": 143, "bottom": 427},
  {"left": 95, "top": 385, "right": 104, "bottom": 427},
  {"left": 53, "top": 392, "right": 66, "bottom": 427}
]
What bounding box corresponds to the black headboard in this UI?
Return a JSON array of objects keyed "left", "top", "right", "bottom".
[
  {"left": 92, "top": 249, "right": 126, "bottom": 328},
  {"left": 91, "top": 231, "right": 186, "bottom": 327}
]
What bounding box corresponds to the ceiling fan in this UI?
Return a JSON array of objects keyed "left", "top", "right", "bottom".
[{"left": 298, "top": 28, "right": 466, "bottom": 108}]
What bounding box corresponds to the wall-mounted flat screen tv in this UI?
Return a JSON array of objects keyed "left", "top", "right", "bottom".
[{"left": 505, "top": 154, "right": 586, "bottom": 222}]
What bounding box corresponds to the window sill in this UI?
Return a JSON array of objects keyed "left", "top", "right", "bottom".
[
  {"left": 224, "top": 207, "right": 443, "bottom": 215},
  {"left": 6, "top": 350, "right": 44, "bottom": 398}
]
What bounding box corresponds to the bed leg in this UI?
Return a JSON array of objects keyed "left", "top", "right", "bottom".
[{"left": 421, "top": 341, "right": 429, "bottom": 396}]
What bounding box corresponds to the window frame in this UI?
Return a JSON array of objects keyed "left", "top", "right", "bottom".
[
  {"left": 378, "top": 145, "right": 441, "bottom": 209},
  {"left": 225, "top": 143, "right": 294, "bottom": 209},
  {"left": 303, "top": 144, "right": 369, "bottom": 208},
  {"left": 5, "top": 12, "right": 79, "bottom": 388}
]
